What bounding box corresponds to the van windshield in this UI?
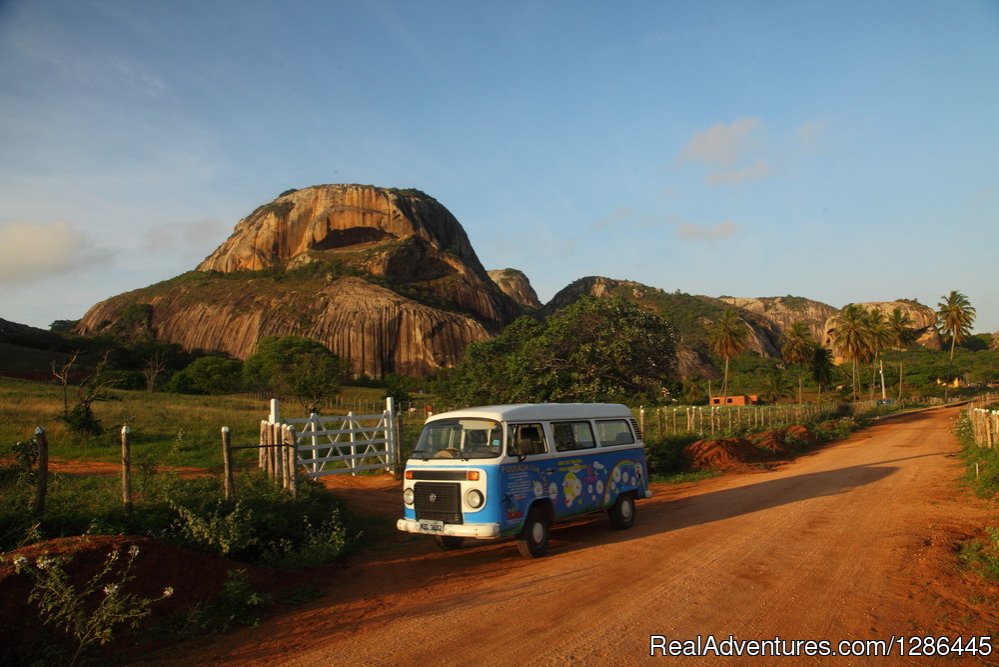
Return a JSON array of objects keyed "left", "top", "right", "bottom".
[{"left": 412, "top": 418, "right": 503, "bottom": 460}]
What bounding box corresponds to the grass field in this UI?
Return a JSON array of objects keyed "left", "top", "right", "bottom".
[{"left": 0, "top": 377, "right": 392, "bottom": 468}]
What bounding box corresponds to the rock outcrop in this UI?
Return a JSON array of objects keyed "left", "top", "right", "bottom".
[
  {"left": 718, "top": 296, "right": 838, "bottom": 342},
  {"left": 488, "top": 269, "right": 541, "bottom": 310},
  {"left": 77, "top": 185, "right": 522, "bottom": 377},
  {"left": 541, "top": 276, "right": 785, "bottom": 380}
]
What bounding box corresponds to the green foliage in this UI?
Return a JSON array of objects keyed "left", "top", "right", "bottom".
[
  {"left": 243, "top": 336, "right": 347, "bottom": 413},
  {"left": 166, "top": 356, "right": 243, "bottom": 395},
  {"left": 644, "top": 434, "right": 699, "bottom": 478},
  {"left": 9, "top": 545, "right": 173, "bottom": 665},
  {"left": 168, "top": 499, "right": 259, "bottom": 558},
  {"left": 258, "top": 511, "right": 350, "bottom": 568},
  {"left": 958, "top": 527, "right": 999, "bottom": 581},
  {"left": 435, "top": 297, "right": 679, "bottom": 405},
  {"left": 60, "top": 403, "right": 105, "bottom": 436},
  {"left": 179, "top": 568, "right": 267, "bottom": 634}
]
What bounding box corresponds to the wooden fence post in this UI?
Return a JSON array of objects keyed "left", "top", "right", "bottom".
[
  {"left": 273, "top": 422, "right": 284, "bottom": 486},
  {"left": 121, "top": 425, "right": 133, "bottom": 515},
  {"left": 221, "top": 426, "right": 234, "bottom": 500},
  {"left": 258, "top": 420, "right": 267, "bottom": 470},
  {"left": 33, "top": 427, "right": 48, "bottom": 517},
  {"left": 285, "top": 425, "right": 298, "bottom": 499}
]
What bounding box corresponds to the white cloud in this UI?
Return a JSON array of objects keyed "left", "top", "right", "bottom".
[
  {"left": 707, "top": 159, "right": 773, "bottom": 185},
  {"left": 0, "top": 220, "right": 104, "bottom": 285},
  {"left": 675, "top": 220, "right": 738, "bottom": 242},
  {"left": 794, "top": 118, "right": 827, "bottom": 151},
  {"left": 677, "top": 117, "right": 765, "bottom": 167}
]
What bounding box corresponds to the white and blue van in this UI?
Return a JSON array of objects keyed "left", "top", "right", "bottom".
[{"left": 396, "top": 403, "right": 652, "bottom": 557}]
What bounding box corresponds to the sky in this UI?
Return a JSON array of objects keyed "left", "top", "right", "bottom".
[{"left": 1, "top": 0, "right": 997, "bottom": 333}]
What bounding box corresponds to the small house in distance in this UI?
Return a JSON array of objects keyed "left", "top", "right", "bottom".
[{"left": 710, "top": 394, "right": 759, "bottom": 406}]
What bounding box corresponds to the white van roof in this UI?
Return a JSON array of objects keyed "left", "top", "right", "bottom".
[{"left": 427, "top": 403, "right": 634, "bottom": 423}]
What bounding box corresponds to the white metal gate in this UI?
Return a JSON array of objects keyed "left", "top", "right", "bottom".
[{"left": 266, "top": 397, "right": 398, "bottom": 476}]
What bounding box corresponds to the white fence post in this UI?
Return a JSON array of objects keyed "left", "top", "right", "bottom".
[{"left": 385, "top": 396, "right": 397, "bottom": 473}]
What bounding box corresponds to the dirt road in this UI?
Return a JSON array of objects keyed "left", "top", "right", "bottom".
[{"left": 163, "top": 406, "right": 998, "bottom": 665}]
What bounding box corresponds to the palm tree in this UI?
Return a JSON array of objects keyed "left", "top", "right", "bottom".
[
  {"left": 936, "top": 291, "right": 976, "bottom": 387},
  {"left": 781, "top": 321, "right": 814, "bottom": 404},
  {"left": 708, "top": 309, "right": 750, "bottom": 404},
  {"left": 810, "top": 345, "right": 835, "bottom": 401},
  {"left": 760, "top": 368, "right": 789, "bottom": 404},
  {"left": 886, "top": 307, "right": 916, "bottom": 349},
  {"left": 830, "top": 303, "right": 875, "bottom": 402},
  {"left": 865, "top": 308, "right": 894, "bottom": 401}
]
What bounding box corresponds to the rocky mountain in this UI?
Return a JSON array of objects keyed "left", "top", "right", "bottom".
[
  {"left": 487, "top": 269, "right": 541, "bottom": 310},
  {"left": 718, "top": 296, "right": 838, "bottom": 342},
  {"left": 77, "top": 184, "right": 522, "bottom": 378},
  {"left": 541, "top": 276, "right": 788, "bottom": 380}
]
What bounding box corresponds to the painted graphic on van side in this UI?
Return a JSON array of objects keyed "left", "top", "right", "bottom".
[{"left": 500, "top": 453, "right": 646, "bottom": 530}]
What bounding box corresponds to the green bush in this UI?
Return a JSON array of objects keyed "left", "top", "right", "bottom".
[{"left": 645, "top": 434, "right": 698, "bottom": 478}]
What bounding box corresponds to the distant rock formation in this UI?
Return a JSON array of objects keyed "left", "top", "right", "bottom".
[
  {"left": 77, "top": 184, "right": 522, "bottom": 377},
  {"left": 541, "top": 276, "right": 786, "bottom": 380},
  {"left": 488, "top": 269, "right": 541, "bottom": 309},
  {"left": 718, "top": 296, "right": 838, "bottom": 342}
]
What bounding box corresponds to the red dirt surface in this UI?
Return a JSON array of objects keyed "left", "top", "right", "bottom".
[{"left": 4, "top": 406, "right": 998, "bottom": 665}]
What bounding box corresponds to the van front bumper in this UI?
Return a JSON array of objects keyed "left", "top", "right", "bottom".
[{"left": 397, "top": 518, "right": 501, "bottom": 539}]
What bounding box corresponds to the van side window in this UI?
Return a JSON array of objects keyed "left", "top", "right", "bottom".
[
  {"left": 596, "top": 419, "right": 635, "bottom": 446},
  {"left": 509, "top": 423, "right": 548, "bottom": 455},
  {"left": 552, "top": 421, "right": 596, "bottom": 452}
]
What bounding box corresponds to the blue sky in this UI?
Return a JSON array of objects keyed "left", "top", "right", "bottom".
[{"left": 2, "top": 0, "right": 997, "bottom": 333}]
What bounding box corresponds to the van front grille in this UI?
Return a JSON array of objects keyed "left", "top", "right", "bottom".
[{"left": 414, "top": 482, "right": 462, "bottom": 524}]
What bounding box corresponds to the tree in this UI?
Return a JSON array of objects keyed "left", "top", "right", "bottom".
[
  {"left": 53, "top": 351, "right": 119, "bottom": 436},
  {"left": 810, "top": 345, "right": 835, "bottom": 401},
  {"left": 886, "top": 307, "right": 916, "bottom": 349},
  {"left": 780, "top": 321, "right": 814, "bottom": 404},
  {"left": 708, "top": 309, "right": 750, "bottom": 404},
  {"left": 864, "top": 309, "right": 895, "bottom": 401},
  {"left": 167, "top": 356, "right": 244, "bottom": 395},
  {"left": 434, "top": 297, "right": 680, "bottom": 405},
  {"left": 759, "top": 368, "right": 789, "bottom": 404},
  {"left": 829, "top": 304, "right": 875, "bottom": 402},
  {"left": 244, "top": 336, "right": 348, "bottom": 413},
  {"left": 142, "top": 350, "right": 169, "bottom": 392},
  {"left": 936, "top": 290, "right": 976, "bottom": 389}
]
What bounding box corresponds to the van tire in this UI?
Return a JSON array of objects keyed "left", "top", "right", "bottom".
[
  {"left": 516, "top": 507, "right": 550, "bottom": 558},
  {"left": 433, "top": 535, "right": 465, "bottom": 550},
  {"left": 608, "top": 492, "right": 636, "bottom": 530}
]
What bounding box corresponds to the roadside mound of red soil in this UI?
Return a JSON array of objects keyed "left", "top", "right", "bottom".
[
  {"left": 0, "top": 535, "right": 250, "bottom": 659},
  {"left": 685, "top": 425, "right": 819, "bottom": 470},
  {"left": 683, "top": 437, "right": 773, "bottom": 471},
  {"left": 746, "top": 429, "right": 792, "bottom": 455}
]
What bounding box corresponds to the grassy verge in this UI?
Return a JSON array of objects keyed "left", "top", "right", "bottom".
[
  {"left": 954, "top": 409, "right": 999, "bottom": 581},
  {"left": 0, "top": 377, "right": 392, "bottom": 468}
]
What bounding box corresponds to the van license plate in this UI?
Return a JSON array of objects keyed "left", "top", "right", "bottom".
[{"left": 420, "top": 520, "right": 444, "bottom": 533}]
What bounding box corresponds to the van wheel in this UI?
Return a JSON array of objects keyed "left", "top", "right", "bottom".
[
  {"left": 433, "top": 535, "right": 465, "bottom": 550},
  {"left": 608, "top": 493, "right": 636, "bottom": 530},
  {"left": 516, "top": 507, "right": 549, "bottom": 558}
]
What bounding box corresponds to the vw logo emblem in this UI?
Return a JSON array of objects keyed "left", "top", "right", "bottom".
[{"left": 429, "top": 493, "right": 438, "bottom": 503}]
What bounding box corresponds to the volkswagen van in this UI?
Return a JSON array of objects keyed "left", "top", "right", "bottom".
[{"left": 396, "top": 403, "right": 651, "bottom": 557}]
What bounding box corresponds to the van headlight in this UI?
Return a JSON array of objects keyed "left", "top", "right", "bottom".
[
  {"left": 465, "top": 489, "right": 484, "bottom": 509},
  {"left": 403, "top": 488, "right": 414, "bottom": 505}
]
